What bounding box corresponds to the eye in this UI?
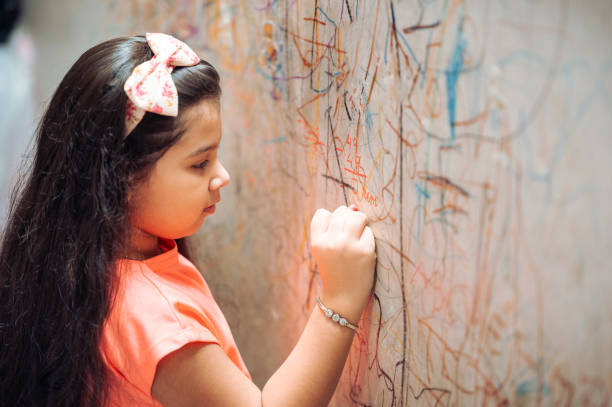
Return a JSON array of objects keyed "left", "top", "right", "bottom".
[{"left": 192, "top": 160, "right": 209, "bottom": 170}]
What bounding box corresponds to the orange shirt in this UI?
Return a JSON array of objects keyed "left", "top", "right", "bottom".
[{"left": 100, "top": 237, "right": 251, "bottom": 406}]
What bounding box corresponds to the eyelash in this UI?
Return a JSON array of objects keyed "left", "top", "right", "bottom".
[{"left": 192, "top": 160, "right": 209, "bottom": 170}]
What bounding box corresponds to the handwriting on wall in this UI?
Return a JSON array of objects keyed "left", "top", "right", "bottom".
[{"left": 113, "top": 0, "right": 612, "bottom": 405}]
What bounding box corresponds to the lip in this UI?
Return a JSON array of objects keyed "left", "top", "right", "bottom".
[{"left": 203, "top": 203, "right": 217, "bottom": 213}]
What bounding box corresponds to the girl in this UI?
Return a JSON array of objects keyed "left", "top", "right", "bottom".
[{"left": 0, "top": 33, "right": 376, "bottom": 407}]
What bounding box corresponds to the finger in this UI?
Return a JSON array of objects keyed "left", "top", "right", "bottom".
[
  {"left": 328, "top": 205, "right": 349, "bottom": 232},
  {"left": 333, "top": 205, "right": 349, "bottom": 214},
  {"left": 310, "top": 208, "right": 332, "bottom": 236},
  {"left": 344, "top": 210, "right": 367, "bottom": 238},
  {"left": 359, "top": 225, "right": 376, "bottom": 253}
]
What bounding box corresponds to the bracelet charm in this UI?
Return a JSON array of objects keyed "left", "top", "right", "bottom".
[{"left": 316, "top": 297, "right": 359, "bottom": 331}]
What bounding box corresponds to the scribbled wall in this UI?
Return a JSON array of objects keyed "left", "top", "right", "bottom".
[{"left": 110, "top": 0, "right": 611, "bottom": 405}]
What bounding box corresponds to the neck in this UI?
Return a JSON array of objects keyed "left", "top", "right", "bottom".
[{"left": 123, "top": 227, "right": 163, "bottom": 260}]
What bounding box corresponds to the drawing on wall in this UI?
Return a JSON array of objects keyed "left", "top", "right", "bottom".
[{"left": 110, "top": 0, "right": 612, "bottom": 405}]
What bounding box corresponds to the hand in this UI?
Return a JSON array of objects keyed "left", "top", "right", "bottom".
[{"left": 310, "top": 204, "right": 376, "bottom": 321}]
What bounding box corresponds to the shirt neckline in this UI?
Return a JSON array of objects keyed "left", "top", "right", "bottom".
[{"left": 119, "top": 237, "right": 179, "bottom": 271}]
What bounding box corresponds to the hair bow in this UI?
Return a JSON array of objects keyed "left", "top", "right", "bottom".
[{"left": 123, "top": 32, "right": 200, "bottom": 138}]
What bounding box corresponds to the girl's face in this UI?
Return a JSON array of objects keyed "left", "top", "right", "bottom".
[{"left": 126, "top": 99, "right": 230, "bottom": 258}]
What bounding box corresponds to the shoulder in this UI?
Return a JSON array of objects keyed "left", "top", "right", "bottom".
[
  {"left": 110, "top": 261, "right": 178, "bottom": 319},
  {"left": 113, "top": 256, "right": 210, "bottom": 309},
  {"left": 101, "top": 259, "right": 224, "bottom": 397},
  {"left": 107, "top": 258, "right": 219, "bottom": 338}
]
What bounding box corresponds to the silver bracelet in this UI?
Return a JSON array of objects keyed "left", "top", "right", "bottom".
[{"left": 316, "top": 297, "right": 359, "bottom": 331}]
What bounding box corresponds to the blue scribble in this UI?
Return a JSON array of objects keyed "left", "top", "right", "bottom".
[
  {"left": 445, "top": 18, "right": 466, "bottom": 142},
  {"left": 515, "top": 380, "right": 551, "bottom": 397}
]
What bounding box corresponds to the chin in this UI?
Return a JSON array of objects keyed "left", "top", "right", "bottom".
[{"left": 191, "top": 212, "right": 210, "bottom": 231}]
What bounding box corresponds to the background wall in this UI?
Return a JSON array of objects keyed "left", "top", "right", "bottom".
[{"left": 3, "top": 0, "right": 611, "bottom": 405}]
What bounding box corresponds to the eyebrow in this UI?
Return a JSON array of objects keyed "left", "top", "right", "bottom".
[{"left": 187, "top": 143, "right": 219, "bottom": 158}]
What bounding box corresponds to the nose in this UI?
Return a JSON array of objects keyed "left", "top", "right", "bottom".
[{"left": 209, "top": 160, "right": 230, "bottom": 191}]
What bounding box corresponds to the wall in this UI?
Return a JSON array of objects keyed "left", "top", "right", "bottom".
[
  {"left": 13, "top": 0, "right": 612, "bottom": 405},
  {"left": 180, "top": 1, "right": 612, "bottom": 405}
]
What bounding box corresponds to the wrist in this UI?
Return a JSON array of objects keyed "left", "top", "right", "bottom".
[{"left": 317, "top": 294, "right": 365, "bottom": 326}]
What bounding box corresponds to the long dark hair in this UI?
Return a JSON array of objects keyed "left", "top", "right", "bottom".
[{"left": 0, "top": 35, "right": 220, "bottom": 406}]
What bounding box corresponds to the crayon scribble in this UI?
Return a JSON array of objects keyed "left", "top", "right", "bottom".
[{"left": 111, "top": 0, "right": 612, "bottom": 405}]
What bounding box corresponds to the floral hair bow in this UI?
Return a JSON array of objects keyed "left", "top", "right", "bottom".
[{"left": 123, "top": 32, "right": 200, "bottom": 138}]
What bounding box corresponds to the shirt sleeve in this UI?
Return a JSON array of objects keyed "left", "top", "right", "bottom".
[{"left": 101, "top": 266, "right": 222, "bottom": 398}]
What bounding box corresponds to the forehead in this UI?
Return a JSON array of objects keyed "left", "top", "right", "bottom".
[{"left": 175, "top": 99, "right": 222, "bottom": 148}]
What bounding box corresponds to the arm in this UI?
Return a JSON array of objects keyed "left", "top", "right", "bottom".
[
  {"left": 152, "top": 205, "right": 375, "bottom": 407},
  {"left": 152, "top": 296, "right": 364, "bottom": 407},
  {"left": 261, "top": 295, "right": 366, "bottom": 407}
]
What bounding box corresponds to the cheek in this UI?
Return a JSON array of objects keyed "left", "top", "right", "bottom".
[
  {"left": 152, "top": 178, "right": 212, "bottom": 233},
  {"left": 130, "top": 156, "right": 213, "bottom": 237}
]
